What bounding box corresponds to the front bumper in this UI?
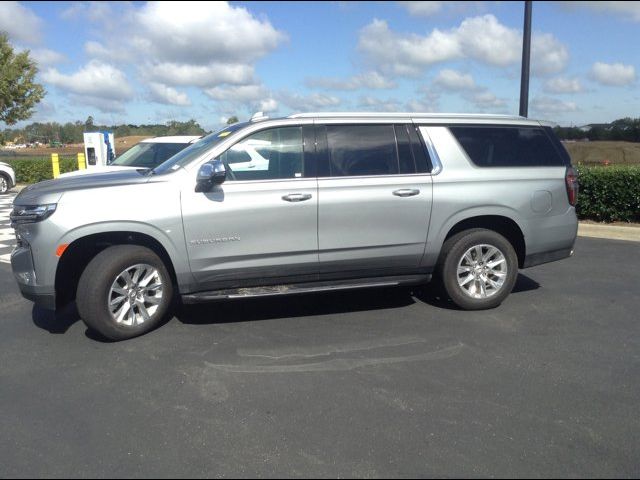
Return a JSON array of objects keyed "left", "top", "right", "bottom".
[{"left": 11, "top": 242, "right": 56, "bottom": 310}]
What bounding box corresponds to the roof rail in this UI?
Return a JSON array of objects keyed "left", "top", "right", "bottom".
[{"left": 288, "top": 112, "right": 525, "bottom": 120}]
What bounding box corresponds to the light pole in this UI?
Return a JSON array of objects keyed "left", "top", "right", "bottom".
[{"left": 519, "top": 1, "right": 532, "bottom": 117}]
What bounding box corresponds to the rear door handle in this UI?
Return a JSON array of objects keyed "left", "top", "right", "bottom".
[
  {"left": 282, "top": 193, "right": 312, "bottom": 202},
  {"left": 393, "top": 189, "right": 420, "bottom": 197}
]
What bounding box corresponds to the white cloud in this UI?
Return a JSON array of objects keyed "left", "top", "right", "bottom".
[
  {"left": 42, "top": 60, "right": 134, "bottom": 105},
  {"left": 470, "top": 91, "right": 507, "bottom": 109},
  {"left": 0, "top": 1, "right": 43, "bottom": 44},
  {"left": 455, "top": 15, "right": 521, "bottom": 67},
  {"left": 84, "top": 41, "right": 108, "bottom": 57},
  {"left": 590, "top": 62, "right": 636, "bottom": 86},
  {"left": 434, "top": 69, "right": 477, "bottom": 91},
  {"left": 145, "top": 62, "right": 255, "bottom": 88},
  {"left": 357, "top": 96, "right": 403, "bottom": 112},
  {"left": 76, "top": 2, "right": 285, "bottom": 93},
  {"left": 204, "top": 84, "right": 266, "bottom": 103},
  {"left": 407, "top": 87, "right": 441, "bottom": 112},
  {"left": 358, "top": 15, "right": 568, "bottom": 77},
  {"left": 278, "top": 92, "right": 342, "bottom": 112},
  {"left": 149, "top": 83, "right": 191, "bottom": 106},
  {"left": 531, "top": 96, "right": 578, "bottom": 115},
  {"left": 531, "top": 33, "right": 569, "bottom": 76},
  {"left": 60, "top": 2, "right": 113, "bottom": 22},
  {"left": 398, "top": 1, "right": 443, "bottom": 17},
  {"left": 306, "top": 71, "right": 396, "bottom": 90},
  {"left": 30, "top": 48, "right": 67, "bottom": 66},
  {"left": 562, "top": 1, "right": 640, "bottom": 22},
  {"left": 133, "top": 2, "right": 286, "bottom": 65},
  {"left": 358, "top": 18, "right": 461, "bottom": 76},
  {"left": 544, "top": 77, "right": 584, "bottom": 94},
  {"left": 258, "top": 98, "right": 278, "bottom": 113}
]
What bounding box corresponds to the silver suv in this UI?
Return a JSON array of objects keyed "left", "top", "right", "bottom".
[{"left": 10, "top": 113, "right": 578, "bottom": 340}]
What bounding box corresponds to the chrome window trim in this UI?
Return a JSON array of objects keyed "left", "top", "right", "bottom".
[{"left": 418, "top": 128, "right": 443, "bottom": 176}]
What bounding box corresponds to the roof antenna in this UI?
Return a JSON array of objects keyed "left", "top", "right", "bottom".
[{"left": 251, "top": 111, "right": 268, "bottom": 122}]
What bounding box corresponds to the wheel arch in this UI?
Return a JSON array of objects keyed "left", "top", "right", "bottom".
[
  {"left": 442, "top": 215, "right": 526, "bottom": 268},
  {"left": 55, "top": 230, "right": 181, "bottom": 309}
]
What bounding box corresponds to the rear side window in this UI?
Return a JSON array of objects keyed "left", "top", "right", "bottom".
[
  {"left": 449, "top": 126, "right": 569, "bottom": 167},
  {"left": 326, "top": 125, "right": 398, "bottom": 176}
]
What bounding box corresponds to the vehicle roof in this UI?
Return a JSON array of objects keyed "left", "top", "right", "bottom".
[{"left": 140, "top": 135, "right": 202, "bottom": 144}]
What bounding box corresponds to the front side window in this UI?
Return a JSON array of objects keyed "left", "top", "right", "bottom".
[
  {"left": 219, "top": 127, "right": 304, "bottom": 181},
  {"left": 326, "top": 125, "right": 399, "bottom": 176}
]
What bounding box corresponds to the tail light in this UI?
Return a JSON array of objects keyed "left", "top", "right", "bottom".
[{"left": 565, "top": 166, "right": 578, "bottom": 207}]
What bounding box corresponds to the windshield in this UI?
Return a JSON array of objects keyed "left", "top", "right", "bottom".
[
  {"left": 111, "top": 142, "right": 191, "bottom": 168},
  {"left": 152, "top": 122, "right": 249, "bottom": 175}
]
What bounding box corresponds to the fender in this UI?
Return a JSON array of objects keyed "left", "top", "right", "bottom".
[{"left": 421, "top": 205, "right": 528, "bottom": 267}]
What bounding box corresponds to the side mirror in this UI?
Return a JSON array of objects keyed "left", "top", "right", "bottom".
[{"left": 195, "top": 159, "right": 226, "bottom": 192}]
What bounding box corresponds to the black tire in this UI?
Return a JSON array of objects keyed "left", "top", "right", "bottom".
[
  {"left": 438, "top": 228, "right": 518, "bottom": 310},
  {"left": 76, "top": 245, "right": 174, "bottom": 340},
  {"left": 0, "top": 173, "right": 10, "bottom": 194}
]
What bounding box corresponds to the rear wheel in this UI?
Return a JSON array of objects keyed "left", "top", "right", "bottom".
[
  {"left": 76, "top": 245, "right": 174, "bottom": 340},
  {"left": 439, "top": 228, "right": 518, "bottom": 310}
]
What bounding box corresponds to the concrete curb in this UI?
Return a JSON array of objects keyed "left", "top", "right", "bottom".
[
  {"left": 9, "top": 185, "right": 640, "bottom": 243},
  {"left": 578, "top": 223, "right": 640, "bottom": 242}
]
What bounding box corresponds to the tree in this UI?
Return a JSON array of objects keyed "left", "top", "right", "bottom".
[
  {"left": 0, "top": 33, "right": 45, "bottom": 125},
  {"left": 226, "top": 116, "right": 239, "bottom": 125}
]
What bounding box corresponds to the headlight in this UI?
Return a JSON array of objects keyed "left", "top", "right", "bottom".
[{"left": 10, "top": 204, "right": 57, "bottom": 225}]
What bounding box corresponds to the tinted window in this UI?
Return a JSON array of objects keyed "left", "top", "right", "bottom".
[
  {"left": 326, "top": 125, "right": 398, "bottom": 176},
  {"left": 394, "top": 125, "right": 415, "bottom": 174},
  {"left": 449, "top": 126, "right": 568, "bottom": 167},
  {"left": 219, "top": 127, "right": 304, "bottom": 181},
  {"left": 112, "top": 143, "right": 188, "bottom": 168}
]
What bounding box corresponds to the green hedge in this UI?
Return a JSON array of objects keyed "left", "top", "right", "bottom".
[
  {"left": 576, "top": 165, "right": 640, "bottom": 222},
  {"left": 5, "top": 157, "right": 78, "bottom": 184}
]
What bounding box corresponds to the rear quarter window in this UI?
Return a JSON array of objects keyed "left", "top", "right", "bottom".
[{"left": 449, "top": 126, "right": 569, "bottom": 167}]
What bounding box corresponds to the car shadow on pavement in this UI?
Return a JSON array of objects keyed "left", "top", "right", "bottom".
[
  {"left": 176, "top": 286, "right": 417, "bottom": 326},
  {"left": 30, "top": 274, "right": 541, "bottom": 334},
  {"left": 32, "top": 302, "right": 81, "bottom": 334},
  {"left": 414, "top": 272, "right": 540, "bottom": 309},
  {"left": 176, "top": 273, "right": 541, "bottom": 325}
]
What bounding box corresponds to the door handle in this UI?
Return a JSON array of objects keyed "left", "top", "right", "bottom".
[
  {"left": 282, "top": 193, "right": 312, "bottom": 202},
  {"left": 392, "top": 189, "right": 420, "bottom": 197}
]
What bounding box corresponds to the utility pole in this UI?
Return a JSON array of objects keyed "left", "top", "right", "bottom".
[{"left": 519, "top": 0, "right": 532, "bottom": 117}]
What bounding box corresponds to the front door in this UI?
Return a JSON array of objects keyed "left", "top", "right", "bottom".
[{"left": 181, "top": 125, "right": 318, "bottom": 290}]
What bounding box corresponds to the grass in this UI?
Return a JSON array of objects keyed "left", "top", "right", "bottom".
[{"left": 562, "top": 141, "right": 640, "bottom": 165}]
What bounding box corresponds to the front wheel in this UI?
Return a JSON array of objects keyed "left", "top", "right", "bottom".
[
  {"left": 439, "top": 229, "right": 518, "bottom": 310},
  {"left": 0, "top": 174, "right": 10, "bottom": 194},
  {"left": 76, "top": 245, "right": 174, "bottom": 340}
]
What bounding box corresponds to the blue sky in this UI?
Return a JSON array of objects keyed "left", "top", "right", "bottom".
[{"left": 1, "top": 1, "right": 639, "bottom": 130}]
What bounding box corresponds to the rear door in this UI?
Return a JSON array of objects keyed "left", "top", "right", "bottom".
[{"left": 316, "top": 123, "right": 433, "bottom": 278}]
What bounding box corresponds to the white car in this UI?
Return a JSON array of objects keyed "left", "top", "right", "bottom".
[
  {"left": 0, "top": 161, "right": 16, "bottom": 194},
  {"left": 59, "top": 136, "right": 201, "bottom": 178}
]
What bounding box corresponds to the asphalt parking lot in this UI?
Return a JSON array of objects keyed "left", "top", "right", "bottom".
[{"left": 0, "top": 236, "right": 639, "bottom": 478}]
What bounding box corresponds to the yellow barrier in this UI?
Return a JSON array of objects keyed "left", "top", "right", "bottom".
[
  {"left": 77, "top": 152, "right": 86, "bottom": 170},
  {"left": 51, "top": 153, "right": 60, "bottom": 179}
]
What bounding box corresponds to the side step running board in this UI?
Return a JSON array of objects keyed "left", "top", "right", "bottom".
[{"left": 182, "top": 275, "right": 431, "bottom": 303}]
